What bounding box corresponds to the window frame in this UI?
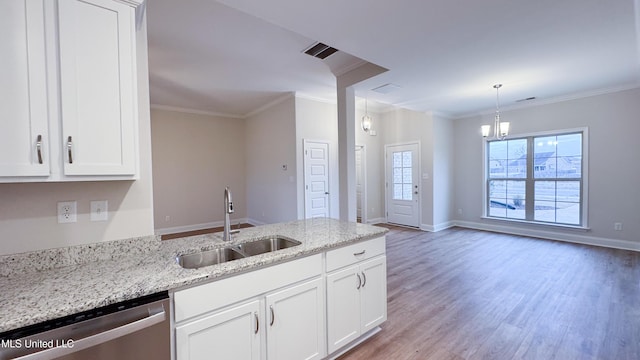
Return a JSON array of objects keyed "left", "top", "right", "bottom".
[{"left": 482, "top": 127, "right": 589, "bottom": 229}]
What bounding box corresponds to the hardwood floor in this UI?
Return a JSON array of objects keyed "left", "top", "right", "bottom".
[{"left": 339, "top": 225, "right": 640, "bottom": 360}]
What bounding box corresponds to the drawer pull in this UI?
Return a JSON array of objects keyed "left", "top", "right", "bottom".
[
  {"left": 353, "top": 250, "right": 366, "bottom": 256},
  {"left": 36, "top": 135, "right": 43, "bottom": 164},
  {"left": 254, "top": 312, "right": 259, "bottom": 334},
  {"left": 361, "top": 271, "right": 367, "bottom": 287},
  {"left": 270, "top": 305, "right": 275, "bottom": 326},
  {"left": 67, "top": 136, "right": 73, "bottom": 164},
  {"left": 356, "top": 273, "right": 362, "bottom": 289}
]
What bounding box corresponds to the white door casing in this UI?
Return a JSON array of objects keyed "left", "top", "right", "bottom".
[
  {"left": 304, "top": 140, "right": 330, "bottom": 218},
  {"left": 355, "top": 146, "right": 366, "bottom": 222},
  {"left": 385, "top": 143, "right": 420, "bottom": 227}
]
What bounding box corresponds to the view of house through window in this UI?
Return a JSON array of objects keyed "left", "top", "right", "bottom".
[{"left": 486, "top": 131, "right": 584, "bottom": 226}]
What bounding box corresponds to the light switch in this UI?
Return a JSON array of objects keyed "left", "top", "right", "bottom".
[{"left": 90, "top": 200, "right": 108, "bottom": 221}]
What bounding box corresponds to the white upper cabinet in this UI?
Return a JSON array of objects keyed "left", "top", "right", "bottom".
[
  {"left": 0, "top": 0, "right": 142, "bottom": 182},
  {"left": 58, "top": 0, "right": 137, "bottom": 176},
  {"left": 0, "top": 0, "right": 50, "bottom": 177}
]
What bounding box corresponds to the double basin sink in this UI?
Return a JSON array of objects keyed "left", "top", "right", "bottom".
[{"left": 177, "top": 236, "right": 301, "bottom": 269}]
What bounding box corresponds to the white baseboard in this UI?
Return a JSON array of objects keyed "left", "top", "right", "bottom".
[
  {"left": 421, "top": 221, "right": 455, "bottom": 232},
  {"left": 454, "top": 220, "right": 640, "bottom": 252},
  {"left": 155, "top": 218, "right": 249, "bottom": 236}
]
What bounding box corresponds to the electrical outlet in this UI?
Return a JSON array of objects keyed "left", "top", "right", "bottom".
[
  {"left": 90, "top": 200, "right": 108, "bottom": 221},
  {"left": 614, "top": 222, "right": 623, "bottom": 231},
  {"left": 57, "top": 201, "right": 77, "bottom": 223}
]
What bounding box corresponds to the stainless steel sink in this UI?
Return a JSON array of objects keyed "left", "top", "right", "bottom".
[
  {"left": 176, "top": 247, "right": 245, "bottom": 269},
  {"left": 237, "top": 236, "right": 301, "bottom": 257},
  {"left": 176, "top": 236, "right": 301, "bottom": 269}
]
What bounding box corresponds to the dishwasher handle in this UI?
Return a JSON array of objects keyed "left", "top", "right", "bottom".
[{"left": 15, "top": 303, "right": 166, "bottom": 360}]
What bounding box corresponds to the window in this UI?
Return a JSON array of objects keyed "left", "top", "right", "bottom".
[
  {"left": 485, "top": 130, "right": 585, "bottom": 226},
  {"left": 392, "top": 151, "right": 413, "bottom": 200}
]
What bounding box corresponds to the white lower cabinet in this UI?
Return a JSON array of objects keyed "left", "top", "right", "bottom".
[
  {"left": 266, "top": 278, "right": 325, "bottom": 360},
  {"left": 175, "top": 300, "right": 262, "bottom": 360},
  {"left": 173, "top": 237, "right": 387, "bottom": 360},
  {"left": 326, "top": 238, "right": 387, "bottom": 355},
  {"left": 173, "top": 255, "right": 326, "bottom": 360}
]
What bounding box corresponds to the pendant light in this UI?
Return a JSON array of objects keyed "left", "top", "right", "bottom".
[
  {"left": 361, "top": 99, "right": 372, "bottom": 132},
  {"left": 482, "top": 84, "right": 510, "bottom": 140}
]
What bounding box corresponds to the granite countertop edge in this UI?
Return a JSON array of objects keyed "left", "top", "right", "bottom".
[{"left": 0, "top": 219, "right": 388, "bottom": 333}]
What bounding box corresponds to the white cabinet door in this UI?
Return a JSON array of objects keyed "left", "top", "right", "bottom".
[
  {"left": 360, "top": 256, "right": 387, "bottom": 333},
  {"left": 326, "top": 255, "right": 388, "bottom": 355},
  {"left": 265, "top": 278, "right": 325, "bottom": 360},
  {"left": 175, "top": 300, "right": 263, "bottom": 360},
  {"left": 57, "top": 0, "right": 137, "bottom": 176},
  {"left": 0, "top": 0, "right": 50, "bottom": 177},
  {"left": 326, "top": 265, "right": 361, "bottom": 354}
]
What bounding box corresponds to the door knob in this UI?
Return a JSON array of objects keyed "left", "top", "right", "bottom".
[{"left": 325, "top": 192, "right": 329, "bottom": 195}]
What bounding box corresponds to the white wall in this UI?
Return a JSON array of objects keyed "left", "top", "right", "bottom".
[
  {"left": 294, "top": 96, "right": 339, "bottom": 219},
  {"left": 150, "top": 108, "right": 246, "bottom": 234},
  {"left": 453, "top": 87, "right": 640, "bottom": 250},
  {"left": 374, "top": 108, "right": 455, "bottom": 230},
  {"left": 0, "top": 17, "right": 154, "bottom": 255},
  {"left": 354, "top": 103, "right": 385, "bottom": 222},
  {"left": 245, "top": 95, "right": 297, "bottom": 224},
  {"left": 432, "top": 113, "right": 455, "bottom": 229}
]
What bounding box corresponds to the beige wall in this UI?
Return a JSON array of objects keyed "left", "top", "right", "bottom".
[
  {"left": 0, "top": 18, "right": 154, "bottom": 255},
  {"left": 245, "top": 95, "right": 297, "bottom": 224},
  {"left": 151, "top": 109, "right": 247, "bottom": 233}
]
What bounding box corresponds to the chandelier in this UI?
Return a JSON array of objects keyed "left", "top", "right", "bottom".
[{"left": 481, "top": 84, "right": 510, "bottom": 140}]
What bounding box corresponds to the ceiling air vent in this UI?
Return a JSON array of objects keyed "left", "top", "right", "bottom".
[{"left": 303, "top": 42, "right": 339, "bottom": 59}]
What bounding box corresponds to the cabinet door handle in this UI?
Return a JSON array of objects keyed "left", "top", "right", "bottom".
[
  {"left": 270, "top": 305, "right": 275, "bottom": 326},
  {"left": 36, "top": 135, "right": 43, "bottom": 164},
  {"left": 254, "top": 312, "right": 259, "bottom": 334},
  {"left": 356, "top": 273, "right": 362, "bottom": 290},
  {"left": 353, "top": 250, "right": 366, "bottom": 256},
  {"left": 361, "top": 271, "right": 367, "bottom": 288},
  {"left": 67, "top": 136, "right": 73, "bottom": 164}
]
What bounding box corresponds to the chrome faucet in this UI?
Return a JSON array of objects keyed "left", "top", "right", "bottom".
[{"left": 223, "top": 186, "right": 234, "bottom": 241}]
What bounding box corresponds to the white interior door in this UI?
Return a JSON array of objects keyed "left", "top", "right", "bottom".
[
  {"left": 304, "top": 140, "right": 330, "bottom": 218},
  {"left": 386, "top": 143, "right": 420, "bottom": 227}
]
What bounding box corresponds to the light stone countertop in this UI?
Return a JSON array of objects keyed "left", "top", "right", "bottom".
[{"left": 0, "top": 218, "right": 388, "bottom": 333}]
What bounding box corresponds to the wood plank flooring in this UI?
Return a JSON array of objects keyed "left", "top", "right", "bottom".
[{"left": 339, "top": 225, "right": 640, "bottom": 360}]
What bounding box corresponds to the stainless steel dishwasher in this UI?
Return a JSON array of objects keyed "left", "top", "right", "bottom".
[{"left": 0, "top": 292, "right": 170, "bottom": 360}]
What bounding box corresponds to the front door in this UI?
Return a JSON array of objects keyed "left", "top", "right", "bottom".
[
  {"left": 386, "top": 143, "right": 420, "bottom": 227},
  {"left": 304, "top": 140, "right": 330, "bottom": 218}
]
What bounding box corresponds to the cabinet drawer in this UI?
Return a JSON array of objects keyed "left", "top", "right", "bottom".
[{"left": 326, "top": 237, "right": 385, "bottom": 272}]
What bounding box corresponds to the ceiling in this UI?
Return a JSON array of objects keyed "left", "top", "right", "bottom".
[{"left": 147, "top": 0, "right": 640, "bottom": 118}]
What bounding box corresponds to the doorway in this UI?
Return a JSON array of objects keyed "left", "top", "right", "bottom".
[
  {"left": 385, "top": 143, "right": 420, "bottom": 227},
  {"left": 303, "top": 140, "right": 330, "bottom": 218}
]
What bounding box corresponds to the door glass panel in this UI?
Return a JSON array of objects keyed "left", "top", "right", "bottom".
[{"left": 392, "top": 151, "right": 413, "bottom": 200}]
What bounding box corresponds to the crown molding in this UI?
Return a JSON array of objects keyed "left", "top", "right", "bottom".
[
  {"left": 454, "top": 83, "right": 640, "bottom": 119},
  {"left": 150, "top": 104, "right": 244, "bottom": 119}
]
